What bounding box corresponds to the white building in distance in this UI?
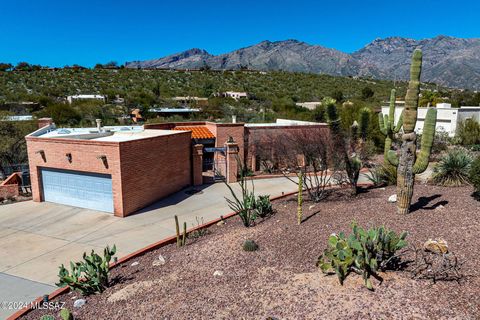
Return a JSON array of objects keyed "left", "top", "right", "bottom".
[
  {"left": 381, "top": 103, "right": 480, "bottom": 137},
  {"left": 295, "top": 102, "right": 322, "bottom": 110},
  {"left": 67, "top": 94, "right": 106, "bottom": 104},
  {"left": 214, "top": 91, "right": 248, "bottom": 101}
]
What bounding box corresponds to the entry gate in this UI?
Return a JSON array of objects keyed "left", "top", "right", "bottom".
[{"left": 203, "top": 147, "right": 227, "bottom": 181}]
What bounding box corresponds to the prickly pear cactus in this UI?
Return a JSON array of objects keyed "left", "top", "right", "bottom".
[{"left": 385, "top": 49, "right": 437, "bottom": 214}]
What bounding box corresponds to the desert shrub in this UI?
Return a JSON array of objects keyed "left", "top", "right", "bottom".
[
  {"left": 57, "top": 245, "right": 116, "bottom": 295},
  {"left": 432, "top": 147, "right": 473, "bottom": 186},
  {"left": 317, "top": 222, "right": 407, "bottom": 290},
  {"left": 470, "top": 156, "right": 480, "bottom": 199},
  {"left": 255, "top": 195, "right": 273, "bottom": 218},
  {"left": 455, "top": 119, "right": 480, "bottom": 146},
  {"left": 366, "top": 164, "right": 397, "bottom": 186},
  {"left": 417, "top": 128, "right": 450, "bottom": 156}
]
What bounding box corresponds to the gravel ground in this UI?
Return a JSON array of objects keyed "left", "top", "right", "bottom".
[{"left": 24, "top": 185, "right": 480, "bottom": 320}]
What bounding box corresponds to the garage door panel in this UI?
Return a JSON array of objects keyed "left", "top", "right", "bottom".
[{"left": 41, "top": 169, "right": 113, "bottom": 213}]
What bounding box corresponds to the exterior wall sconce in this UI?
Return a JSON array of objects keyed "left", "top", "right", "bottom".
[
  {"left": 35, "top": 150, "right": 46, "bottom": 162},
  {"left": 97, "top": 155, "right": 109, "bottom": 169},
  {"left": 66, "top": 153, "right": 72, "bottom": 163}
]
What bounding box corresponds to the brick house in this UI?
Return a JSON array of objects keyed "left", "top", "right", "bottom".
[{"left": 27, "top": 118, "right": 327, "bottom": 217}]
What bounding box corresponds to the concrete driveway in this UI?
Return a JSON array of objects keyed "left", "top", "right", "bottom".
[{"left": 0, "top": 177, "right": 300, "bottom": 318}]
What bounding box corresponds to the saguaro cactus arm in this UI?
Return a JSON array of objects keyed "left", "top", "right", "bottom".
[
  {"left": 388, "top": 89, "right": 396, "bottom": 130},
  {"left": 387, "top": 150, "right": 399, "bottom": 166},
  {"left": 379, "top": 113, "right": 387, "bottom": 135},
  {"left": 413, "top": 108, "right": 437, "bottom": 174},
  {"left": 403, "top": 50, "right": 422, "bottom": 133},
  {"left": 394, "top": 111, "right": 404, "bottom": 133}
]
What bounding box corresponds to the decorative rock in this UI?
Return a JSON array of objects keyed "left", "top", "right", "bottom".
[
  {"left": 435, "top": 205, "right": 445, "bottom": 210},
  {"left": 153, "top": 255, "right": 166, "bottom": 266},
  {"left": 73, "top": 299, "right": 86, "bottom": 308},
  {"left": 216, "top": 220, "right": 225, "bottom": 226},
  {"left": 213, "top": 270, "right": 223, "bottom": 277},
  {"left": 308, "top": 205, "right": 315, "bottom": 210},
  {"left": 388, "top": 194, "right": 397, "bottom": 203},
  {"left": 424, "top": 239, "right": 449, "bottom": 254},
  {"left": 130, "top": 261, "right": 139, "bottom": 267}
]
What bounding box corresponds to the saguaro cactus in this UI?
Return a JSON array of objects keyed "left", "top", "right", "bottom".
[
  {"left": 385, "top": 49, "right": 437, "bottom": 214},
  {"left": 379, "top": 89, "right": 403, "bottom": 165}
]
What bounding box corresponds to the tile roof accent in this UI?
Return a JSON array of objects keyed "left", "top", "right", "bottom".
[{"left": 173, "top": 126, "right": 215, "bottom": 139}]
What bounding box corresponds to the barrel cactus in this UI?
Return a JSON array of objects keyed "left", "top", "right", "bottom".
[
  {"left": 384, "top": 49, "right": 437, "bottom": 214},
  {"left": 242, "top": 239, "right": 259, "bottom": 251}
]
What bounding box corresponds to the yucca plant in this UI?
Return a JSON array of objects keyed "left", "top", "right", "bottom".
[{"left": 432, "top": 147, "right": 473, "bottom": 186}]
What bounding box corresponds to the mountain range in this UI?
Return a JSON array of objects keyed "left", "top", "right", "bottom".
[{"left": 125, "top": 36, "right": 480, "bottom": 89}]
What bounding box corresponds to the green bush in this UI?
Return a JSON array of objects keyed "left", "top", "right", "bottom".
[
  {"left": 317, "top": 222, "right": 407, "bottom": 290},
  {"left": 366, "top": 164, "right": 397, "bottom": 186},
  {"left": 255, "top": 195, "right": 273, "bottom": 218},
  {"left": 57, "top": 245, "right": 116, "bottom": 295},
  {"left": 470, "top": 156, "right": 480, "bottom": 199},
  {"left": 432, "top": 147, "right": 473, "bottom": 186},
  {"left": 455, "top": 119, "right": 480, "bottom": 146}
]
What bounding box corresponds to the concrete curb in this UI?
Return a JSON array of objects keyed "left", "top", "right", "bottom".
[{"left": 8, "top": 183, "right": 373, "bottom": 319}]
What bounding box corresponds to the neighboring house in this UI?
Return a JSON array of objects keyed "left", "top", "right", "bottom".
[
  {"left": 1, "top": 115, "right": 34, "bottom": 121},
  {"left": 66, "top": 94, "right": 106, "bottom": 104},
  {"left": 214, "top": 91, "right": 249, "bottom": 101},
  {"left": 381, "top": 103, "right": 480, "bottom": 136},
  {"left": 172, "top": 96, "right": 209, "bottom": 107},
  {"left": 295, "top": 102, "right": 322, "bottom": 110}
]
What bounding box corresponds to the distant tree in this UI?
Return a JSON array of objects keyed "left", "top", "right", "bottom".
[
  {"left": 94, "top": 63, "right": 103, "bottom": 69},
  {"left": 361, "top": 86, "right": 374, "bottom": 99},
  {"left": 0, "top": 63, "right": 13, "bottom": 71},
  {"left": 15, "top": 62, "right": 32, "bottom": 71},
  {"left": 38, "top": 103, "right": 81, "bottom": 126},
  {"left": 0, "top": 113, "right": 37, "bottom": 174},
  {"left": 331, "top": 90, "right": 344, "bottom": 102},
  {"left": 104, "top": 61, "right": 118, "bottom": 69}
]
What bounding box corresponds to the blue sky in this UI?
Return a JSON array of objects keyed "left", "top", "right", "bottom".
[{"left": 1, "top": 0, "right": 479, "bottom": 67}]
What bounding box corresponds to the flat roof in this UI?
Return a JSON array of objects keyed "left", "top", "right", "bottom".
[{"left": 30, "top": 125, "right": 187, "bottom": 142}]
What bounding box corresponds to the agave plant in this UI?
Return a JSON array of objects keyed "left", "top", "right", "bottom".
[{"left": 432, "top": 147, "right": 473, "bottom": 186}]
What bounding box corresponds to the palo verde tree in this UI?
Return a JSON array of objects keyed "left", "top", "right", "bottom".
[{"left": 384, "top": 49, "right": 437, "bottom": 214}]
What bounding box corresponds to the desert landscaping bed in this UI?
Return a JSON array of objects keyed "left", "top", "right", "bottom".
[{"left": 23, "top": 185, "right": 480, "bottom": 320}]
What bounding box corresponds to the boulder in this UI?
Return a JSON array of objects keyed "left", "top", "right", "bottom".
[
  {"left": 388, "top": 194, "right": 397, "bottom": 203},
  {"left": 424, "top": 239, "right": 449, "bottom": 254},
  {"left": 153, "top": 255, "right": 166, "bottom": 266},
  {"left": 73, "top": 299, "right": 86, "bottom": 308}
]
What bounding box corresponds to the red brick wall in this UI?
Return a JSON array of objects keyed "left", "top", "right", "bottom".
[
  {"left": 0, "top": 184, "right": 18, "bottom": 199},
  {"left": 26, "top": 137, "right": 124, "bottom": 214},
  {"left": 214, "top": 123, "right": 245, "bottom": 161},
  {"left": 245, "top": 124, "right": 330, "bottom": 169},
  {"left": 118, "top": 131, "right": 192, "bottom": 215}
]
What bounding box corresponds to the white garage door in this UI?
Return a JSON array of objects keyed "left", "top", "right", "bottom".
[{"left": 41, "top": 168, "right": 114, "bottom": 213}]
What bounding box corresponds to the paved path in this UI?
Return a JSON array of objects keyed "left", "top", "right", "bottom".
[{"left": 0, "top": 177, "right": 300, "bottom": 318}]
